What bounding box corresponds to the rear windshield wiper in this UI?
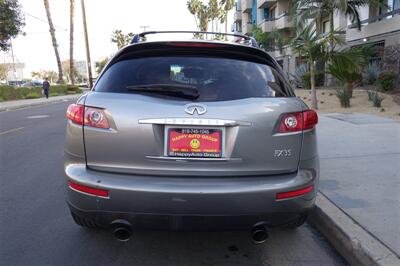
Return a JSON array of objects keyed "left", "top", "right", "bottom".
[{"left": 127, "top": 84, "right": 199, "bottom": 99}]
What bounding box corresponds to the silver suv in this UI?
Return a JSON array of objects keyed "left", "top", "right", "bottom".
[{"left": 64, "top": 31, "right": 319, "bottom": 243}]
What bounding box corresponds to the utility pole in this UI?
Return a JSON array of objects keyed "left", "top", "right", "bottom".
[
  {"left": 81, "top": 0, "right": 93, "bottom": 88},
  {"left": 140, "top": 25, "right": 150, "bottom": 32}
]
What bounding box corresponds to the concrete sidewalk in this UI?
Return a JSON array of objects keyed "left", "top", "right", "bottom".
[
  {"left": 315, "top": 113, "right": 400, "bottom": 263},
  {"left": 0, "top": 94, "right": 82, "bottom": 111}
]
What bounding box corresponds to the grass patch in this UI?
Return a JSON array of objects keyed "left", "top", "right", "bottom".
[
  {"left": 0, "top": 85, "right": 82, "bottom": 101},
  {"left": 24, "top": 92, "right": 41, "bottom": 99}
]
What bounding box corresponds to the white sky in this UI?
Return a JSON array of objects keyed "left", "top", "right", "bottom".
[{"left": 4, "top": 0, "right": 232, "bottom": 78}]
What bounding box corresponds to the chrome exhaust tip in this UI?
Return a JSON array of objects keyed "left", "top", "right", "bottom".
[
  {"left": 111, "top": 220, "right": 132, "bottom": 242},
  {"left": 251, "top": 224, "right": 269, "bottom": 244}
]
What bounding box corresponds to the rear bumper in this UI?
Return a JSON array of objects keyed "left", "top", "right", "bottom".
[{"left": 65, "top": 161, "right": 318, "bottom": 229}]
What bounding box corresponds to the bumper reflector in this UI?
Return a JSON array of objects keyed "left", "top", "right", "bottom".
[
  {"left": 68, "top": 181, "right": 109, "bottom": 198},
  {"left": 276, "top": 185, "right": 314, "bottom": 200}
]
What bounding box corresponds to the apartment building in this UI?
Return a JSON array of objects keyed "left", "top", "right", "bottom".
[{"left": 233, "top": 0, "right": 400, "bottom": 82}]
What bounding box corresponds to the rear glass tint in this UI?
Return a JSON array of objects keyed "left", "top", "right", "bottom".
[{"left": 95, "top": 56, "right": 292, "bottom": 101}]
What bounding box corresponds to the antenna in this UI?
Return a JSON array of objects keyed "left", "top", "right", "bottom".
[{"left": 140, "top": 25, "right": 150, "bottom": 32}]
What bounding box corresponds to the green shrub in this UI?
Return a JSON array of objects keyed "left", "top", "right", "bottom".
[
  {"left": 301, "top": 71, "right": 325, "bottom": 89},
  {"left": 24, "top": 92, "right": 41, "bottom": 99},
  {"left": 369, "top": 91, "right": 384, "bottom": 107},
  {"left": 0, "top": 84, "right": 84, "bottom": 101},
  {"left": 362, "top": 62, "right": 381, "bottom": 85},
  {"left": 335, "top": 88, "right": 351, "bottom": 108},
  {"left": 367, "top": 90, "right": 375, "bottom": 101},
  {"left": 377, "top": 71, "right": 396, "bottom": 92}
]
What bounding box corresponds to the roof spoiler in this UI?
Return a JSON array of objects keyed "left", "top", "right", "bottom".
[{"left": 130, "top": 31, "right": 258, "bottom": 48}]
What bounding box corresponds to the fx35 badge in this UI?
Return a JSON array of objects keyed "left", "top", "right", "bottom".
[{"left": 274, "top": 149, "right": 292, "bottom": 157}]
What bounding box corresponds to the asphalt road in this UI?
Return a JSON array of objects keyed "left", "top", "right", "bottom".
[{"left": 0, "top": 102, "right": 345, "bottom": 265}]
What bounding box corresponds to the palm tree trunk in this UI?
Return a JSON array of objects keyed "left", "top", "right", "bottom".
[
  {"left": 346, "top": 81, "right": 354, "bottom": 98},
  {"left": 69, "top": 0, "right": 75, "bottom": 85},
  {"left": 310, "top": 60, "right": 318, "bottom": 110},
  {"left": 225, "top": 13, "right": 228, "bottom": 33},
  {"left": 43, "top": 0, "right": 63, "bottom": 84}
]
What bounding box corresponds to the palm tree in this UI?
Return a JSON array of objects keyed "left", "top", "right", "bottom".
[
  {"left": 187, "top": 0, "right": 201, "bottom": 30},
  {"left": 291, "top": 25, "right": 329, "bottom": 109},
  {"left": 293, "top": 0, "right": 375, "bottom": 30},
  {"left": 43, "top": 0, "right": 63, "bottom": 84},
  {"left": 69, "top": 0, "right": 75, "bottom": 85},
  {"left": 111, "top": 30, "right": 134, "bottom": 49},
  {"left": 220, "top": 0, "right": 234, "bottom": 34},
  {"left": 328, "top": 46, "right": 372, "bottom": 96},
  {"left": 292, "top": 0, "right": 379, "bottom": 51},
  {"left": 198, "top": 3, "right": 211, "bottom": 35}
]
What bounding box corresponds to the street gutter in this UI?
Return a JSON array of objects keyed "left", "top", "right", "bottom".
[{"left": 309, "top": 192, "right": 400, "bottom": 266}]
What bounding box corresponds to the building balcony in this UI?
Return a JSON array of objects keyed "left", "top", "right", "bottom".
[
  {"left": 260, "top": 20, "right": 275, "bottom": 32},
  {"left": 241, "top": 0, "right": 252, "bottom": 13},
  {"left": 260, "top": 14, "right": 293, "bottom": 32},
  {"left": 234, "top": 11, "right": 242, "bottom": 22},
  {"left": 275, "top": 14, "right": 293, "bottom": 30},
  {"left": 242, "top": 22, "right": 253, "bottom": 35},
  {"left": 346, "top": 10, "right": 400, "bottom": 43},
  {"left": 258, "top": 0, "right": 276, "bottom": 9}
]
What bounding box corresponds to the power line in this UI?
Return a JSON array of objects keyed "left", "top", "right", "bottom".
[{"left": 23, "top": 12, "right": 68, "bottom": 31}]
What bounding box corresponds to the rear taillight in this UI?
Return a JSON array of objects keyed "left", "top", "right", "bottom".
[
  {"left": 66, "top": 104, "right": 110, "bottom": 129},
  {"left": 277, "top": 110, "right": 318, "bottom": 133},
  {"left": 84, "top": 107, "right": 110, "bottom": 129},
  {"left": 302, "top": 110, "right": 318, "bottom": 130},
  {"left": 66, "top": 103, "right": 84, "bottom": 125}
]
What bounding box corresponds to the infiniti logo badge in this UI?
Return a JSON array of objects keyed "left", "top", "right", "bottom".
[{"left": 184, "top": 103, "right": 207, "bottom": 115}]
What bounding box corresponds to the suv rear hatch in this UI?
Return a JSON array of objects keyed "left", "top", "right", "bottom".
[{"left": 83, "top": 42, "right": 304, "bottom": 177}]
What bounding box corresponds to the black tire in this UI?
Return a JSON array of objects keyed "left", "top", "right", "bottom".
[
  {"left": 70, "top": 212, "right": 100, "bottom": 229},
  {"left": 284, "top": 213, "right": 308, "bottom": 229}
]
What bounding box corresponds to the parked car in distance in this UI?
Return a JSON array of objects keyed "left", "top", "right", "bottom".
[
  {"left": 64, "top": 31, "right": 319, "bottom": 243},
  {"left": 21, "top": 81, "right": 43, "bottom": 87}
]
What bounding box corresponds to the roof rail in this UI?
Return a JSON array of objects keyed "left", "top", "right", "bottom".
[{"left": 130, "top": 31, "right": 258, "bottom": 48}]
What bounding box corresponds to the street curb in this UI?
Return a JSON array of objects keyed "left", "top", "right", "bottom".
[
  {"left": 0, "top": 95, "right": 80, "bottom": 112},
  {"left": 309, "top": 193, "right": 400, "bottom": 266}
]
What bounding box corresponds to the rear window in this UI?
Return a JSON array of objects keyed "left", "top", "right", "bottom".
[{"left": 95, "top": 56, "right": 292, "bottom": 101}]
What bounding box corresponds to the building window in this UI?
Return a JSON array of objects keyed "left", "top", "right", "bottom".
[
  {"left": 322, "top": 20, "right": 330, "bottom": 34},
  {"left": 270, "top": 6, "right": 276, "bottom": 20},
  {"left": 263, "top": 8, "right": 270, "bottom": 21}
]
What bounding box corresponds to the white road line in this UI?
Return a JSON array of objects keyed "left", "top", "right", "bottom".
[
  {"left": 26, "top": 115, "right": 50, "bottom": 119},
  {"left": 0, "top": 127, "right": 24, "bottom": 136}
]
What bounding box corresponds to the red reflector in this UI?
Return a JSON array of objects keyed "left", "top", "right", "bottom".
[
  {"left": 168, "top": 42, "right": 224, "bottom": 48},
  {"left": 69, "top": 181, "right": 109, "bottom": 197},
  {"left": 276, "top": 185, "right": 314, "bottom": 200},
  {"left": 66, "top": 104, "right": 84, "bottom": 125}
]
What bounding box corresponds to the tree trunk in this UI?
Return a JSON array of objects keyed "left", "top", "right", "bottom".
[
  {"left": 43, "top": 0, "right": 63, "bottom": 84},
  {"left": 69, "top": 0, "right": 75, "bottom": 85},
  {"left": 346, "top": 81, "right": 354, "bottom": 98},
  {"left": 310, "top": 60, "right": 318, "bottom": 110}
]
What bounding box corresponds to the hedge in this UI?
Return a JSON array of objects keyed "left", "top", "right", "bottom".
[{"left": 0, "top": 85, "right": 82, "bottom": 102}]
